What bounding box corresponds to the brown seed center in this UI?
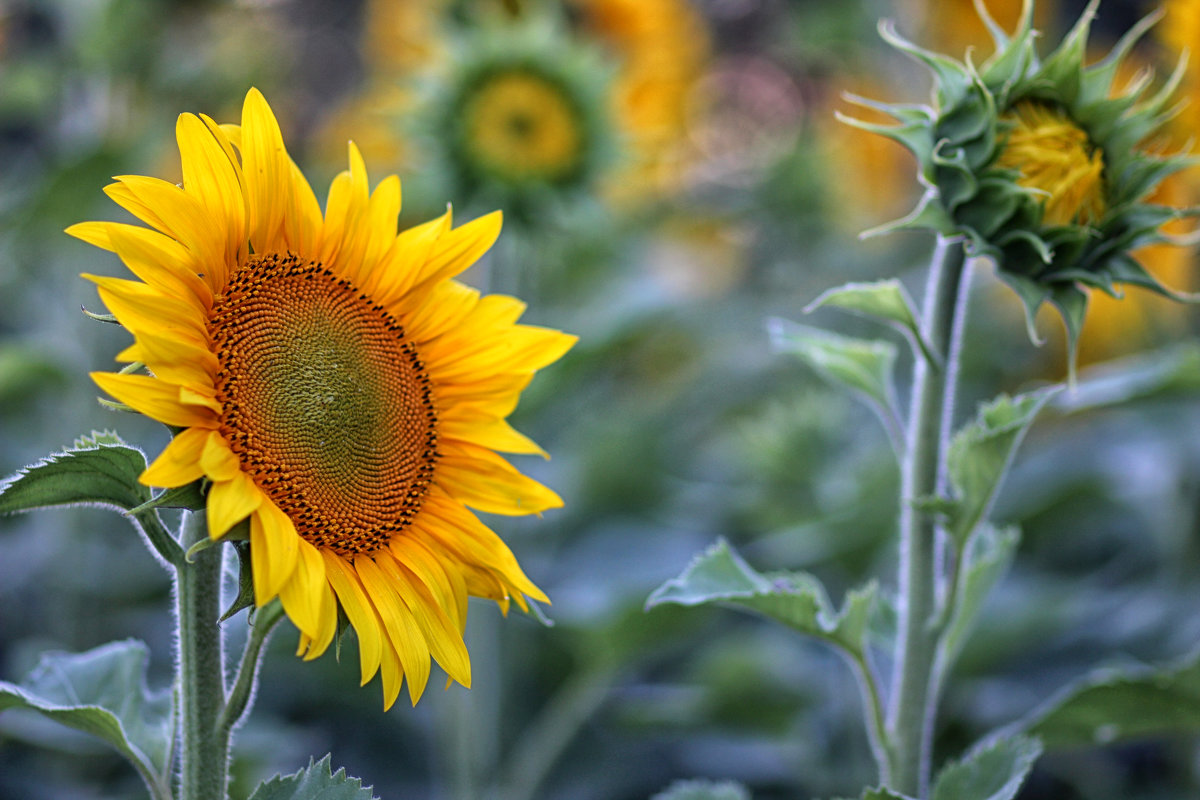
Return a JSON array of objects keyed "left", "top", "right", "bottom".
[{"left": 209, "top": 252, "right": 437, "bottom": 556}]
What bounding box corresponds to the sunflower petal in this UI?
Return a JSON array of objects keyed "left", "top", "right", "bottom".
[
  {"left": 279, "top": 538, "right": 329, "bottom": 641},
  {"left": 208, "top": 471, "right": 263, "bottom": 540},
  {"left": 140, "top": 427, "right": 209, "bottom": 488},
  {"left": 321, "top": 551, "right": 385, "bottom": 686},
  {"left": 354, "top": 556, "right": 431, "bottom": 704},
  {"left": 91, "top": 372, "right": 217, "bottom": 428},
  {"left": 436, "top": 442, "right": 563, "bottom": 516}
]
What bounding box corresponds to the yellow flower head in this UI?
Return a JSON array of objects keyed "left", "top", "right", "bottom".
[
  {"left": 68, "top": 88, "right": 576, "bottom": 709},
  {"left": 995, "top": 101, "right": 1106, "bottom": 227}
]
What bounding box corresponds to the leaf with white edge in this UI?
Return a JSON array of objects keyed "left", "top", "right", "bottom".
[
  {"left": 646, "top": 539, "right": 878, "bottom": 658},
  {"left": 1052, "top": 343, "right": 1200, "bottom": 413},
  {"left": 931, "top": 735, "right": 1042, "bottom": 800},
  {"left": 249, "top": 754, "right": 377, "bottom": 800},
  {"left": 651, "top": 779, "right": 751, "bottom": 800},
  {"left": 940, "top": 525, "right": 1020, "bottom": 666},
  {"left": 768, "top": 319, "right": 903, "bottom": 450},
  {"left": 804, "top": 279, "right": 939, "bottom": 365},
  {"left": 0, "top": 640, "right": 173, "bottom": 798},
  {"left": 1020, "top": 649, "right": 1200, "bottom": 749},
  {"left": 0, "top": 431, "right": 150, "bottom": 515},
  {"left": 945, "top": 390, "right": 1056, "bottom": 547}
]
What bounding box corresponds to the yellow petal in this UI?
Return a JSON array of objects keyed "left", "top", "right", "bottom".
[
  {"left": 321, "top": 551, "right": 384, "bottom": 686},
  {"left": 377, "top": 637, "right": 405, "bottom": 711},
  {"left": 279, "top": 538, "right": 329, "bottom": 641},
  {"left": 177, "top": 112, "right": 246, "bottom": 287},
  {"left": 68, "top": 222, "right": 213, "bottom": 308},
  {"left": 405, "top": 210, "right": 502, "bottom": 298},
  {"left": 354, "top": 556, "right": 431, "bottom": 704},
  {"left": 108, "top": 175, "right": 225, "bottom": 277},
  {"left": 84, "top": 274, "right": 209, "bottom": 346},
  {"left": 425, "top": 326, "right": 577, "bottom": 381},
  {"left": 403, "top": 280, "right": 480, "bottom": 345},
  {"left": 91, "top": 372, "right": 217, "bottom": 429},
  {"left": 199, "top": 432, "right": 241, "bottom": 481},
  {"left": 241, "top": 87, "right": 291, "bottom": 253},
  {"left": 438, "top": 415, "right": 548, "bottom": 458},
  {"left": 436, "top": 441, "right": 563, "bottom": 516},
  {"left": 140, "top": 427, "right": 210, "bottom": 488},
  {"left": 375, "top": 550, "right": 471, "bottom": 688},
  {"left": 366, "top": 209, "right": 452, "bottom": 305},
  {"left": 248, "top": 499, "right": 299, "bottom": 603},
  {"left": 389, "top": 535, "right": 464, "bottom": 631},
  {"left": 207, "top": 470, "right": 263, "bottom": 539}
]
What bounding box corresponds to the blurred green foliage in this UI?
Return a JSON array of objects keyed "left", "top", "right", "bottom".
[{"left": 2, "top": 0, "right": 1199, "bottom": 798}]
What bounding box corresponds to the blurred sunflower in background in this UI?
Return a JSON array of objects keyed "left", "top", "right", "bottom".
[{"left": 71, "top": 88, "right": 575, "bottom": 710}]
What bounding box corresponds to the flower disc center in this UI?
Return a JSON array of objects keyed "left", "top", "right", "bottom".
[{"left": 209, "top": 253, "right": 437, "bottom": 556}]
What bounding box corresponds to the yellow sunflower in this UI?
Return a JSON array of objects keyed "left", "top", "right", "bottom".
[{"left": 67, "top": 88, "right": 575, "bottom": 709}]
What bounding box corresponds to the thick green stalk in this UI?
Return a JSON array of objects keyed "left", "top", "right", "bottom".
[
  {"left": 887, "top": 236, "right": 968, "bottom": 797},
  {"left": 176, "top": 511, "right": 229, "bottom": 800}
]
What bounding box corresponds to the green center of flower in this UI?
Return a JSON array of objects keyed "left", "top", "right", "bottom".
[
  {"left": 209, "top": 253, "right": 438, "bottom": 556},
  {"left": 995, "top": 101, "right": 1106, "bottom": 226},
  {"left": 461, "top": 69, "right": 584, "bottom": 182}
]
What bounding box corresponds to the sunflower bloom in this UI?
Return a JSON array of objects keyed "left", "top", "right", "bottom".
[{"left": 68, "top": 88, "right": 575, "bottom": 709}]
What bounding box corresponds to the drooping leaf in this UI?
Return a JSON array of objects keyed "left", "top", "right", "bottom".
[
  {"left": 1021, "top": 649, "right": 1200, "bottom": 749},
  {"left": 0, "top": 640, "right": 173, "bottom": 798},
  {"left": 0, "top": 431, "right": 150, "bottom": 515},
  {"left": 248, "top": 754, "right": 377, "bottom": 800},
  {"left": 646, "top": 539, "right": 877, "bottom": 658},
  {"left": 651, "top": 778, "right": 752, "bottom": 800},
  {"left": 945, "top": 390, "right": 1056, "bottom": 546},
  {"left": 804, "top": 279, "right": 939, "bottom": 365},
  {"left": 940, "top": 525, "right": 1020, "bottom": 666},
  {"left": 768, "top": 319, "right": 902, "bottom": 449},
  {"left": 930, "top": 735, "right": 1042, "bottom": 800},
  {"left": 1052, "top": 343, "right": 1200, "bottom": 413}
]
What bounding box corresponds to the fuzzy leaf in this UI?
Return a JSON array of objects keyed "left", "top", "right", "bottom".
[
  {"left": 249, "top": 754, "right": 377, "bottom": 800},
  {"left": 1052, "top": 343, "right": 1200, "bottom": 413},
  {"left": 0, "top": 431, "right": 150, "bottom": 515},
  {"left": 646, "top": 539, "right": 876, "bottom": 658},
  {"left": 804, "top": 280, "right": 938, "bottom": 365},
  {"left": 1021, "top": 649, "right": 1200, "bottom": 749},
  {"left": 0, "top": 640, "right": 172, "bottom": 797},
  {"left": 769, "top": 319, "right": 901, "bottom": 443},
  {"left": 930, "top": 735, "right": 1042, "bottom": 800},
  {"left": 941, "top": 525, "right": 1020, "bottom": 666},
  {"left": 945, "top": 390, "right": 1056, "bottom": 546},
  {"left": 652, "top": 779, "right": 752, "bottom": 800}
]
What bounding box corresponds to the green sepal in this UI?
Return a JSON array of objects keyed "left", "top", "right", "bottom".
[
  {"left": 651, "top": 779, "right": 752, "bottom": 800},
  {"left": 945, "top": 389, "right": 1057, "bottom": 547},
  {"left": 248, "top": 754, "right": 377, "bottom": 800},
  {"left": 646, "top": 539, "right": 877, "bottom": 660},
  {"left": 768, "top": 319, "right": 902, "bottom": 449},
  {"left": 878, "top": 19, "right": 974, "bottom": 109},
  {"left": 0, "top": 640, "right": 173, "bottom": 799},
  {"left": 220, "top": 541, "right": 256, "bottom": 623},
  {"left": 860, "top": 189, "right": 958, "bottom": 239},
  {"left": 1019, "top": 648, "right": 1200, "bottom": 749},
  {"left": 939, "top": 525, "right": 1020, "bottom": 666},
  {"left": 1047, "top": 284, "right": 1088, "bottom": 386},
  {"left": 803, "top": 279, "right": 938, "bottom": 365},
  {"left": 930, "top": 735, "right": 1043, "bottom": 800},
  {"left": 126, "top": 481, "right": 207, "bottom": 515},
  {"left": 0, "top": 431, "right": 151, "bottom": 515}
]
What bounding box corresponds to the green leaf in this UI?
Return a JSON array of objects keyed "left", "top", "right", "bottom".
[
  {"left": 940, "top": 525, "right": 1020, "bottom": 666},
  {"left": 945, "top": 390, "right": 1057, "bottom": 546},
  {"left": 830, "top": 790, "right": 915, "bottom": 800},
  {"left": 127, "top": 481, "right": 207, "bottom": 515},
  {"left": 1022, "top": 649, "right": 1200, "bottom": 749},
  {"left": 769, "top": 319, "right": 902, "bottom": 450},
  {"left": 931, "top": 735, "right": 1042, "bottom": 800},
  {"left": 651, "top": 779, "right": 751, "bottom": 800},
  {"left": 0, "top": 640, "right": 173, "bottom": 798},
  {"left": 0, "top": 431, "right": 150, "bottom": 515},
  {"left": 1052, "top": 343, "right": 1200, "bottom": 413},
  {"left": 646, "top": 539, "right": 877, "bottom": 658},
  {"left": 249, "top": 754, "right": 377, "bottom": 800},
  {"left": 804, "top": 280, "right": 939, "bottom": 365}
]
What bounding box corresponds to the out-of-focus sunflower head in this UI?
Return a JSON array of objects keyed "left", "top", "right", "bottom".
[
  {"left": 571, "top": 0, "right": 710, "bottom": 202},
  {"left": 424, "top": 16, "right": 615, "bottom": 222}
]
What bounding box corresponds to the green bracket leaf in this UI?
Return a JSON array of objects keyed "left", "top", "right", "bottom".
[
  {"left": 0, "top": 640, "right": 173, "bottom": 800},
  {"left": 804, "top": 279, "right": 940, "bottom": 366},
  {"left": 944, "top": 389, "right": 1057, "bottom": 547},
  {"left": 652, "top": 779, "right": 752, "bottom": 800},
  {"left": 646, "top": 539, "right": 877, "bottom": 659},
  {"left": 249, "top": 754, "right": 377, "bottom": 800},
  {"left": 127, "top": 481, "right": 207, "bottom": 515},
  {"left": 0, "top": 431, "right": 151, "bottom": 515},
  {"left": 930, "top": 735, "right": 1042, "bottom": 800},
  {"left": 1020, "top": 648, "right": 1200, "bottom": 749},
  {"left": 940, "top": 525, "right": 1020, "bottom": 667},
  {"left": 768, "top": 318, "right": 904, "bottom": 453}
]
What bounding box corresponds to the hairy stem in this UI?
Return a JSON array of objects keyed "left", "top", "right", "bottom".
[
  {"left": 887, "top": 236, "right": 968, "bottom": 797},
  {"left": 175, "top": 510, "right": 228, "bottom": 800}
]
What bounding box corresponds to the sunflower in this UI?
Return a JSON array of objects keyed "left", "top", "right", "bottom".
[{"left": 68, "top": 88, "right": 575, "bottom": 709}]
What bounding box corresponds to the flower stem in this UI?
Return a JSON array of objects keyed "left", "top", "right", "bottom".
[
  {"left": 175, "top": 510, "right": 229, "bottom": 800},
  {"left": 887, "top": 236, "right": 968, "bottom": 797}
]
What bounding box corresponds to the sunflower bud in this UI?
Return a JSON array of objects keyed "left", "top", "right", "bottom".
[{"left": 842, "top": 0, "right": 1196, "bottom": 361}]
